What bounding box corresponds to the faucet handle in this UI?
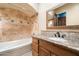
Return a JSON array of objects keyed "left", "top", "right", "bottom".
[
  {"left": 54, "top": 34, "right": 57, "bottom": 37},
  {"left": 56, "top": 32, "right": 60, "bottom": 34},
  {"left": 56, "top": 32, "right": 60, "bottom": 37},
  {"left": 62, "top": 34, "right": 66, "bottom": 38}
]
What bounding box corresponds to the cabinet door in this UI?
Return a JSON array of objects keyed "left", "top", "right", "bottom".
[
  {"left": 50, "top": 52, "right": 57, "bottom": 56},
  {"left": 32, "top": 49, "right": 38, "bottom": 56},
  {"left": 51, "top": 44, "right": 77, "bottom": 56},
  {"left": 32, "top": 42, "right": 38, "bottom": 52},
  {"left": 39, "top": 40, "right": 51, "bottom": 51},
  {"left": 32, "top": 38, "right": 39, "bottom": 56},
  {"left": 39, "top": 46, "right": 50, "bottom": 56}
]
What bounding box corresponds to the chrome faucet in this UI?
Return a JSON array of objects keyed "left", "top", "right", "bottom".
[
  {"left": 56, "top": 32, "right": 60, "bottom": 37},
  {"left": 54, "top": 32, "right": 66, "bottom": 38},
  {"left": 54, "top": 32, "right": 60, "bottom": 37}
]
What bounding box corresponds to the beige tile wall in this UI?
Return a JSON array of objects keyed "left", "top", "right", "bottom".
[{"left": 0, "top": 8, "right": 38, "bottom": 42}]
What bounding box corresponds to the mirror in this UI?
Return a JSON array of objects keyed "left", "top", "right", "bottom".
[{"left": 47, "top": 3, "right": 79, "bottom": 29}]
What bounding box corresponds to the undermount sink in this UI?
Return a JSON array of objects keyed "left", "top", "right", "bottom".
[{"left": 48, "top": 37, "right": 67, "bottom": 42}]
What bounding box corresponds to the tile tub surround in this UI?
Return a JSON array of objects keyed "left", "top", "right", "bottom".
[
  {"left": 0, "top": 7, "right": 38, "bottom": 42},
  {"left": 1, "top": 28, "right": 31, "bottom": 42},
  {"left": 0, "top": 19, "right": 33, "bottom": 42}
]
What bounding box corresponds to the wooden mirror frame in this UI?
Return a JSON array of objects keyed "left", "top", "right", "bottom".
[{"left": 46, "top": 12, "right": 79, "bottom": 30}]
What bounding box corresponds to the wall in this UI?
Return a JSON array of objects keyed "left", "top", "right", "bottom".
[
  {"left": 38, "top": 3, "right": 63, "bottom": 31},
  {"left": 54, "top": 3, "right": 79, "bottom": 26},
  {"left": 0, "top": 8, "right": 36, "bottom": 42},
  {"left": 38, "top": 4, "right": 46, "bottom": 32},
  {"left": 28, "top": 3, "right": 40, "bottom": 34},
  {"left": 29, "top": 3, "right": 39, "bottom": 12}
]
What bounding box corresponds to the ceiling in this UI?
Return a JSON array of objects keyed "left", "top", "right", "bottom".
[
  {"left": 0, "top": 3, "right": 37, "bottom": 17},
  {"left": 0, "top": 3, "right": 66, "bottom": 18}
]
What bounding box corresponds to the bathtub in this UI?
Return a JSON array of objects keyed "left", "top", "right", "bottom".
[{"left": 0, "top": 37, "right": 32, "bottom": 56}]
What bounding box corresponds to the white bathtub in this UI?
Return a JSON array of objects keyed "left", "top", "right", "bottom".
[{"left": 0, "top": 37, "right": 32, "bottom": 55}]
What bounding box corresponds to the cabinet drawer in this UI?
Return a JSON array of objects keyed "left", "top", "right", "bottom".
[
  {"left": 32, "top": 43, "right": 38, "bottom": 52},
  {"left": 39, "top": 40, "right": 51, "bottom": 51},
  {"left": 32, "top": 49, "right": 38, "bottom": 56},
  {"left": 39, "top": 46, "right": 50, "bottom": 56},
  {"left": 51, "top": 44, "right": 76, "bottom": 56},
  {"left": 32, "top": 38, "right": 38, "bottom": 44}
]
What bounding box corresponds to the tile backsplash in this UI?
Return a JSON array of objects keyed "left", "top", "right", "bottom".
[{"left": 41, "top": 30, "right": 79, "bottom": 42}]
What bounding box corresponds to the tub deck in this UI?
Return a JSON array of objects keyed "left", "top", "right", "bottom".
[{"left": 0, "top": 37, "right": 32, "bottom": 56}]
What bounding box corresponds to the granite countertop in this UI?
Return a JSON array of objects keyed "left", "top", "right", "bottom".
[{"left": 32, "top": 34, "right": 79, "bottom": 52}]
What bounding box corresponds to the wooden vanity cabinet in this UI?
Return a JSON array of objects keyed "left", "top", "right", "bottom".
[
  {"left": 39, "top": 40, "right": 51, "bottom": 51},
  {"left": 50, "top": 44, "right": 77, "bottom": 56},
  {"left": 39, "top": 40, "right": 51, "bottom": 56},
  {"left": 32, "top": 37, "right": 78, "bottom": 56},
  {"left": 32, "top": 37, "right": 39, "bottom": 56},
  {"left": 39, "top": 46, "right": 50, "bottom": 56}
]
